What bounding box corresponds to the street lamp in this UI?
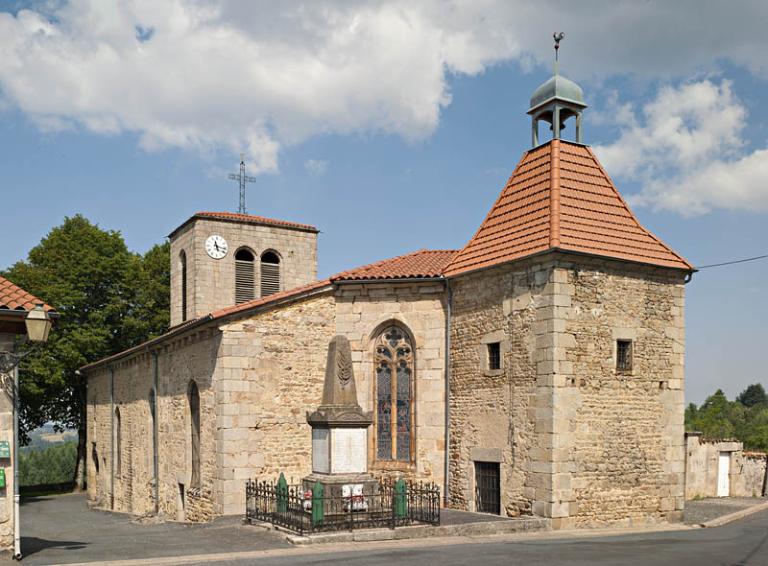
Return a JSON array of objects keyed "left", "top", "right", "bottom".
[
  {"left": 24, "top": 305, "right": 52, "bottom": 344},
  {"left": 0, "top": 304, "right": 53, "bottom": 560}
]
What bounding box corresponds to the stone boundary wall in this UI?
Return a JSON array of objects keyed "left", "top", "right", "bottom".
[
  {"left": 685, "top": 433, "right": 768, "bottom": 499},
  {"left": 743, "top": 452, "right": 767, "bottom": 497}
]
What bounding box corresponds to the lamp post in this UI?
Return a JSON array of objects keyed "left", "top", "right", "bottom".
[{"left": 0, "top": 304, "right": 53, "bottom": 561}]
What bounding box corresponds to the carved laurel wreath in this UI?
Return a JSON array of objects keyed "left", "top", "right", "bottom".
[{"left": 337, "top": 347, "right": 353, "bottom": 386}]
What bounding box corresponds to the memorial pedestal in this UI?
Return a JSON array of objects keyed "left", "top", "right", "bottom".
[{"left": 303, "top": 335, "right": 376, "bottom": 501}]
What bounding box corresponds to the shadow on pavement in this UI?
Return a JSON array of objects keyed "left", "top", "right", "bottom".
[{"left": 21, "top": 536, "right": 88, "bottom": 558}]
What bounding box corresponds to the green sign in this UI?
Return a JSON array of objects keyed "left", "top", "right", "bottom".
[
  {"left": 0, "top": 442, "right": 10, "bottom": 459},
  {"left": 0, "top": 469, "right": 6, "bottom": 488}
]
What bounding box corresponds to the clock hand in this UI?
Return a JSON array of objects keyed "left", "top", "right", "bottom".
[{"left": 214, "top": 242, "right": 220, "bottom": 251}]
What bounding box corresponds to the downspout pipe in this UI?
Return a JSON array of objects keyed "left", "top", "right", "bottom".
[
  {"left": 443, "top": 279, "right": 452, "bottom": 507},
  {"left": 152, "top": 351, "right": 159, "bottom": 515}
]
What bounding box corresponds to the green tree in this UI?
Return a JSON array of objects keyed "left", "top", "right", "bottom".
[
  {"left": 3, "top": 215, "right": 170, "bottom": 489},
  {"left": 686, "top": 389, "right": 736, "bottom": 439},
  {"left": 736, "top": 383, "right": 768, "bottom": 408},
  {"left": 122, "top": 241, "right": 170, "bottom": 345},
  {"left": 686, "top": 386, "right": 768, "bottom": 451}
]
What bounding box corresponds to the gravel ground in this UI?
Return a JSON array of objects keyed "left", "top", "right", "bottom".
[{"left": 683, "top": 496, "right": 767, "bottom": 525}]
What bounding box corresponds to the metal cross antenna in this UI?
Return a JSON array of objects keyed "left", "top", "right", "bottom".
[{"left": 228, "top": 153, "right": 256, "bottom": 214}]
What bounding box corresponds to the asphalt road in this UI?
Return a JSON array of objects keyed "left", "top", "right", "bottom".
[
  {"left": 15, "top": 493, "right": 768, "bottom": 565},
  {"left": 197, "top": 510, "right": 768, "bottom": 566}
]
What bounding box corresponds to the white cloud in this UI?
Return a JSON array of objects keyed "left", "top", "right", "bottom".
[
  {"left": 1, "top": 1, "right": 768, "bottom": 171},
  {"left": 594, "top": 80, "right": 768, "bottom": 215},
  {"left": 304, "top": 159, "right": 328, "bottom": 176}
]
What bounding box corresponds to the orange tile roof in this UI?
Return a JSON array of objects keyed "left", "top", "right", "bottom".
[
  {"left": 168, "top": 211, "right": 319, "bottom": 238},
  {"left": 331, "top": 249, "right": 457, "bottom": 281},
  {"left": 210, "top": 279, "right": 333, "bottom": 319},
  {"left": 0, "top": 276, "right": 55, "bottom": 312},
  {"left": 444, "top": 140, "right": 693, "bottom": 276}
]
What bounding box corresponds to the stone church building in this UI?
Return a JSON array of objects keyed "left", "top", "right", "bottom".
[{"left": 83, "top": 65, "right": 694, "bottom": 529}]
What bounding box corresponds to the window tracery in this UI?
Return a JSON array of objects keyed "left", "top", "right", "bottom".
[{"left": 374, "top": 325, "right": 414, "bottom": 462}]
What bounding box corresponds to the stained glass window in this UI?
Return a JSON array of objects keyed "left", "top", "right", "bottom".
[{"left": 374, "top": 325, "right": 414, "bottom": 462}]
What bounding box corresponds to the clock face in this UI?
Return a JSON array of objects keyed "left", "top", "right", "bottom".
[{"left": 205, "top": 234, "right": 228, "bottom": 259}]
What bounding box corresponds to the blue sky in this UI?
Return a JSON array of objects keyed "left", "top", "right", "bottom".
[{"left": 0, "top": 1, "right": 767, "bottom": 404}]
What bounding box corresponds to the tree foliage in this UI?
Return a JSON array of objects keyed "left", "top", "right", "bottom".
[
  {"left": 19, "top": 441, "right": 77, "bottom": 486},
  {"left": 686, "top": 384, "right": 768, "bottom": 451},
  {"left": 2, "top": 215, "right": 170, "bottom": 484},
  {"left": 736, "top": 383, "right": 768, "bottom": 408}
]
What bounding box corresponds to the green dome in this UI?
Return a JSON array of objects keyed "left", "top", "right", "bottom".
[{"left": 529, "top": 74, "right": 585, "bottom": 110}]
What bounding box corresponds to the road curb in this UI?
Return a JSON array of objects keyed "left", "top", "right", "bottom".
[
  {"left": 699, "top": 500, "right": 768, "bottom": 528},
  {"left": 284, "top": 516, "right": 550, "bottom": 545}
]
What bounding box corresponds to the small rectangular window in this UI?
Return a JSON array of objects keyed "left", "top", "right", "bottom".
[
  {"left": 487, "top": 342, "right": 501, "bottom": 371},
  {"left": 616, "top": 339, "right": 633, "bottom": 373}
]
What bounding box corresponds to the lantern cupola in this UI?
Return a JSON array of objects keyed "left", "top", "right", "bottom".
[{"left": 528, "top": 33, "right": 587, "bottom": 146}]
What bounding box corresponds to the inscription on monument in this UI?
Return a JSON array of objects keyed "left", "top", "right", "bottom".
[
  {"left": 331, "top": 428, "right": 367, "bottom": 474},
  {"left": 312, "top": 429, "right": 330, "bottom": 474}
]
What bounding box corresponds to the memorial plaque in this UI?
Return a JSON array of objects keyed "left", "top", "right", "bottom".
[
  {"left": 312, "top": 429, "right": 330, "bottom": 474},
  {"left": 331, "top": 428, "right": 367, "bottom": 474}
]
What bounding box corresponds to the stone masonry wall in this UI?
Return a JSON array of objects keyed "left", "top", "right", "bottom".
[
  {"left": 560, "top": 259, "right": 687, "bottom": 528},
  {"left": 449, "top": 255, "right": 687, "bottom": 528},
  {"left": 335, "top": 282, "right": 447, "bottom": 488},
  {"left": 684, "top": 433, "right": 767, "bottom": 498},
  {"left": 449, "top": 260, "right": 551, "bottom": 517},
  {"left": 742, "top": 453, "right": 767, "bottom": 497},
  {"left": 170, "top": 218, "right": 318, "bottom": 326},
  {"left": 86, "top": 366, "right": 110, "bottom": 510},
  {"left": 214, "top": 292, "right": 335, "bottom": 515},
  {"left": 0, "top": 334, "right": 16, "bottom": 551},
  {"left": 86, "top": 328, "right": 220, "bottom": 522}
]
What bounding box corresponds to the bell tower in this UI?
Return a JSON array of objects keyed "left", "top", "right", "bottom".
[
  {"left": 168, "top": 211, "right": 319, "bottom": 327},
  {"left": 528, "top": 33, "right": 587, "bottom": 146}
]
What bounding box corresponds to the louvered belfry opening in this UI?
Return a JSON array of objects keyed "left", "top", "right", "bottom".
[
  {"left": 260, "top": 251, "right": 280, "bottom": 297},
  {"left": 235, "top": 248, "right": 255, "bottom": 304}
]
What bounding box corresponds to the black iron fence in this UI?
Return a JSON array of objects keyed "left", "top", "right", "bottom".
[{"left": 246, "top": 476, "right": 440, "bottom": 534}]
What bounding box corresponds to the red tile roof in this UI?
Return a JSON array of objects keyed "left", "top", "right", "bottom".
[
  {"left": 210, "top": 279, "right": 333, "bottom": 319},
  {"left": 79, "top": 250, "right": 457, "bottom": 371},
  {"left": 168, "top": 211, "right": 319, "bottom": 238},
  {"left": 444, "top": 140, "right": 693, "bottom": 276},
  {"left": 0, "top": 276, "right": 55, "bottom": 312},
  {"left": 331, "top": 249, "right": 457, "bottom": 281}
]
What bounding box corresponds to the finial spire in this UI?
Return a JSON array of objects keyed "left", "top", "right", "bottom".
[
  {"left": 528, "top": 33, "right": 586, "bottom": 146},
  {"left": 553, "top": 32, "right": 564, "bottom": 74}
]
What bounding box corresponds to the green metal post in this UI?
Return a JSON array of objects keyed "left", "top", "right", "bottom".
[
  {"left": 394, "top": 478, "right": 407, "bottom": 519},
  {"left": 311, "top": 481, "right": 324, "bottom": 527},
  {"left": 276, "top": 473, "right": 288, "bottom": 513}
]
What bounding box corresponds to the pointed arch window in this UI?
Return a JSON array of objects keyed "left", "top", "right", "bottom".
[
  {"left": 260, "top": 251, "right": 280, "bottom": 297},
  {"left": 180, "top": 251, "right": 188, "bottom": 321},
  {"left": 374, "top": 325, "right": 414, "bottom": 462},
  {"left": 235, "top": 248, "right": 255, "bottom": 304},
  {"left": 188, "top": 381, "right": 201, "bottom": 488}
]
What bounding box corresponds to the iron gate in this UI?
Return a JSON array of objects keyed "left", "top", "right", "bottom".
[{"left": 474, "top": 461, "right": 500, "bottom": 515}]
